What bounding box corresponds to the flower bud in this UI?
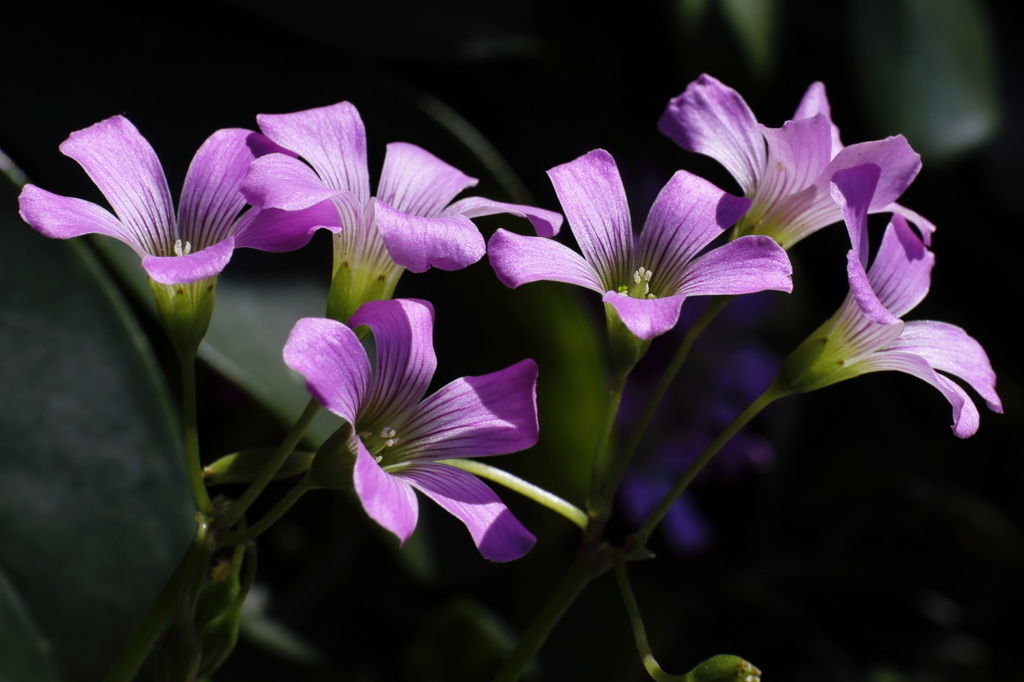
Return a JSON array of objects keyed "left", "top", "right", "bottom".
[{"left": 684, "top": 654, "right": 762, "bottom": 682}]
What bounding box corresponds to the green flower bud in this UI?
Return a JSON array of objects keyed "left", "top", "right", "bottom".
[
  {"left": 149, "top": 277, "right": 216, "bottom": 360},
  {"left": 684, "top": 654, "right": 762, "bottom": 682},
  {"left": 326, "top": 235, "right": 402, "bottom": 324}
]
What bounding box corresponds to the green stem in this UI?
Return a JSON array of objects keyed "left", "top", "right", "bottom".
[
  {"left": 104, "top": 519, "right": 212, "bottom": 682},
  {"left": 219, "top": 475, "right": 316, "bottom": 547},
  {"left": 219, "top": 398, "right": 320, "bottom": 531},
  {"left": 602, "top": 297, "right": 731, "bottom": 509},
  {"left": 586, "top": 369, "right": 630, "bottom": 520},
  {"left": 630, "top": 385, "right": 782, "bottom": 547},
  {"left": 612, "top": 552, "right": 684, "bottom": 681},
  {"left": 181, "top": 354, "right": 215, "bottom": 516},
  {"left": 443, "top": 459, "right": 588, "bottom": 529},
  {"left": 492, "top": 557, "right": 595, "bottom": 682}
]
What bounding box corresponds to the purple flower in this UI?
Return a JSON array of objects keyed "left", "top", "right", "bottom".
[
  {"left": 659, "top": 74, "right": 932, "bottom": 249},
  {"left": 488, "top": 149, "right": 793, "bottom": 341},
  {"left": 240, "top": 102, "right": 561, "bottom": 319},
  {"left": 283, "top": 299, "right": 538, "bottom": 561},
  {"left": 775, "top": 165, "right": 1001, "bottom": 437},
  {"left": 18, "top": 116, "right": 334, "bottom": 284}
]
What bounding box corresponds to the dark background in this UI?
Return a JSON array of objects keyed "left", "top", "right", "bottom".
[{"left": 2, "top": 0, "right": 1021, "bottom": 680}]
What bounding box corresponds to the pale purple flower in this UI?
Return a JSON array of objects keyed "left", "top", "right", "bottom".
[
  {"left": 240, "top": 101, "right": 562, "bottom": 282},
  {"left": 18, "top": 115, "right": 334, "bottom": 284},
  {"left": 283, "top": 298, "right": 538, "bottom": 561},
  {"left": 659, "top": 74, "right": 932, "bottom": 249},
  {"left": 775, "top": 165, "right": 1001, "bottom": 437},
  {"left": 488, "top": 149, "right": 793, "bottom": 340}
]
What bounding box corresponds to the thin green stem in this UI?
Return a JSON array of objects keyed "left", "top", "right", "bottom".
[
  {"left": 219, "top": 476, "right": 316, "bottom": 547},
  {"left": 219, "top": 398, "right": 320, "bottom": 531},
  {"left": 443, "top": 459, "right": 588, "bottom": 529},
  {"left": 492, "top": 556, "right": 595, "bottom": 682},
  {"left": 181, "top": 354, "right": 215, "bottom": 516},
  {"left": 104, "top": 520, "right": 212, "bottom": 682},
  {"left": 587, "top": 369, "right": 630, "bottom": 520},
  {"left": 631, "top": 386, "right": 782, "bottom": 547},
  {"left": 602, "top": 297, "right": 732, "bottom": 509},
  {"left": 612, "top": 552, "right": 684, "bottom": 682}
]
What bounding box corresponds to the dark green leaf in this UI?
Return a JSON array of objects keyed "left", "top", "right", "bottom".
[{"left": 0, "top": 568, "right": 60, "bottom": 682}]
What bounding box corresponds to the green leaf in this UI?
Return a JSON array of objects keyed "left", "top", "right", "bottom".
[
  {"left": 0, "top": 568, "right": 60, "bottom": 682},
  {"left": 853, "top": 0, "right": 1000, "bottom": 161},
  {"left": 718, "top": 0, "right": 778, "bottom": 76},
  {"left": 0, "top": 182, "right": 194, "bottom": 681}
]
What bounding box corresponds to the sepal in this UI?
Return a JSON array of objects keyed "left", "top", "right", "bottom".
[
  {"left": 604, "top": 303, "right": 651, "bottom": 374},
  {"left": 326, "top": 236, "right": 402, "bottom": 324},
  {"left": 149, "top": 276, "right": 217, "bottom": 359},
  {"left": 684, "top": 654, "right": 762, "bottom": 682},
  {"left": 306, "top": 423, "right": 358, "bottom": 490}
]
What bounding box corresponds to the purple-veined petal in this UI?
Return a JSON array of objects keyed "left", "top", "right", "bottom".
[
  {"left": 395, "top": 359, "right": 539, "bottom": 460},
  {"left": 755, "top": 115, "right": 834, "bottom": 218},
  {"left": 59, "top": 115, "right": 176, "bottom": 256},
  {"left": 282, "top": 317, "right": 371, "bottom": 424},
  {"left": 349, "top": 299, "right": 437, "bottom": 428},
  {"left": 547, "top": 149, "right": 632, "bottom": 289},
  {"left": 232, "top": 203, "right": 341, "bottom": 252},
  {"left": 396, "top": 463, "right": 535, "bottom": 561},
  {"left": 658, "top": 74, "right": 767, "bottom": 195},
  {"left": 487, "top": 229, "right": 603, "bottom": 292},
  {"left": 354, "top": 440, "right": 419, "bottom": 544},
  {"left": 675, "top": 235, "right": 792, "bottom": 298},
  {"left": 245, "top": 131, "right": 298, "bottom": 159},
  {"left": 888, "top": 320, "right": 1002, "bottom": 412},
  {"left": 792, "top": 81, "right": 843, "bottom": 157},
  {"left": 178, "top": 128, "right": 254, "bottom": 251},
  {"left": 855, "top": 350, "right": 980, "bottom": 438},
  {"left": 602, "top": 292, "right": 686, "bottom": 340},
  {"left": 883, "top": 201, "right": 936, "bottom": 245},
  {"left": 374, "top": 199, "right": 485, "bottom": 272},
  {"left": 846, "top": 250, "right": 901, "bottom": 326},
  {"left": 866, "top": 215, "right": 934, "bottom": 316},
  {"left": 830, "top": 163, "right": 881, "bottom": 267},
  {"left": 443, "top": 196, "right": 563, "bottom": 238},
  {"left": 18, "top": 185, "right": 143, "bottom": 255},
  {"left": 257, "top": 101, "right": 370, "bottom": 203},
  {"left": 142, "top": 236, "right": 236, "bottom": 285},
  {"left": 636, "top": 170, "right": 751, "bottom": 292},
  {"left": 378, "top": 143, "right": 478, "bottom": 218},
  {"left": 241, "top": 153, "right": 343, "bottom": 211}
]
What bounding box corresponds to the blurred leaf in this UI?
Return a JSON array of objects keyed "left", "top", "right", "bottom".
[
  {"left": 0, "top": 568, "right": 60, "bottom": 682},
  {"left": 719, "top": 0, "right": 777, "bottom": 76},
  {"left": 678, "top": 0, "right": 711, "bottom": 26},
  {"left": 0, "top": 182, "right": 194, "bottom": 681},
  {"left": 853, "top": 0, "right": 1000, "bottom": 161},
  {"left": 238, "top": 584, "right": 322, "bottom": 665}
]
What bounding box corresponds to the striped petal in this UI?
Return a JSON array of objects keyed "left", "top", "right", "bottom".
[
  {"left": 378, "top": 143, "right": 477, "bottom": 218},
  {"left": 866, "top": 215, "right": 934, "bottom": 317},
  {"left": 374, "top": 199, "right": 485, "bottom": 272},
  {"left": 602, "top": 293, "right": 686, "bottom": 341},
  {"left": 487, "top": 229, "right": 603, "bottom": 293},
  {"left": 354, "top": 440, "right": 419, "bottom": 544},
  {"left": 444, "top": 196, "right": 563, "bottom": 237},
  {"left": 142, "top": 237, "right": 236, "bottom": 285},
  {"left": 282, "top": 317, "right": 371, "bottom": 425},
  {"left": 178, "top": 128, "right": 254, "bottom": 250},
  {"left": 18, "top": 184, "right": 142, "bottom": 255}
]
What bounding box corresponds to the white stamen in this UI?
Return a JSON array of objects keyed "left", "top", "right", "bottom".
[
  {"left": 374, "top": 455, "right": 383, "bottom": 464},
  {"left": 174, "top": 239, "right": 192, "bottom": 256},
  {"left": 381, "top": 427, "right": 396, "bottom": 439},
  {"left": 644, "top": 269, "right": 652, "bottom": 282},
  {"left": 384, "top": 438, "right": 398, "bottom": 447},
  {"left": 633, "top": 270, "right": 641, "bottom": 284}
]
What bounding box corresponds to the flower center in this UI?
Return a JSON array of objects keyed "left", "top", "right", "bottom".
[
  {"left": 359, "top": 426, "right": 400, "bottom": 462},
  {"left": 173, "top": 239, "right": 193, "bottom": 256},
  {"left": 616, "top": 267, "right": 656, "bottom": 299}
]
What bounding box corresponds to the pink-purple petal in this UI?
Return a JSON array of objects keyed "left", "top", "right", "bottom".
[
  {"left": 846, "top": 250, "right": 901, "bottom": 326},
  {"left": 829, "top": 163, "right": 882, "bottom": 267},
  {"left": 178, "top": 128, "right": 254, "bottom": 250},
  {"left": 884, "top": 201, "right": 936, "bottom": 245},
  {"left": 257, "top": 102, "right": 370, "bottom": 203},
  {"left": 18, "top": 184, "right": 142, "bottom": 255},
  {"left": 349, "top": 299, "right": 437, "bottom": 428},
  {"left": 396, "top": 462, "right": 535, "bottom": 562},
  {"left": 636, "top": 170, "right": 751, "bottom": 289},
  {"left": 59, "top": 115, "right": 176, "bottom": 256},
  {"left": 866, "top": 216, "right": 934, "bottom": 317},
  {"left": 374, "top": 199, "right": 485, "bottom": 272},
  {"left": 444, "top": 196, "right": 564, "bottom": 237},
  {"left": 602, "top": 293, "right": 686, "bottom": 341},
  {"left": 547, "top": 149, "right": 633, "bottom": 288},
  {"left": 378, "top": 143, "right": 478, "bottom": 218},
  {"left": 232, "top": 203, "right": 340, "bottom": 252},
  {"left": 755, "top": 115, "right": 834, "bottom": 215},
  {"left": 397, "top": 359, "right": 538, "bottom": 460},
  {"left": 675, "top": 235, "right": 793, "bottom": 298},
  {"left": 889, "top": 321, "right": 1002, "bottom": 412},
  {"left": 824, "top": 136, "right": 921, "bottom": 213},
  {"left": 142, "top": 237, "right": 236, "bottom": 285},
  {"left": 487, "top": 229, "right": 604, "bottom": 293},
  {"left": 856, "top": 350, "right": 980, "bottom": 438},
  {"left": 354, "top": 442, "right": 419, "bottom": 544},
  {"left": 658, "top": 74, "right": 767, "bottom": 195},
  {"left": 792, "top": 82, "right": 843, "bottom": 157},
  {"left": 282, "top": 317, "right": 371, "bottom": 425},
  {"left": 241, "top": 153, "right": 343, "bottom": 211}
]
